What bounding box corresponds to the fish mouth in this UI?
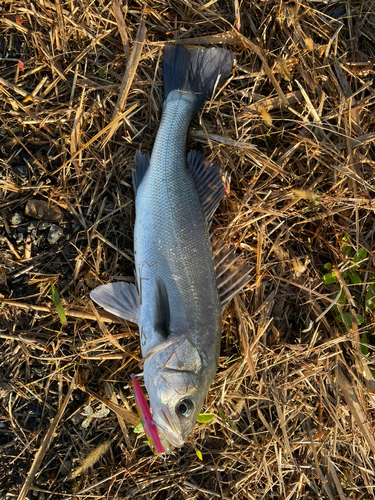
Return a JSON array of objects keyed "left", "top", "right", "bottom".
[{"left": 153, "top": 407, "right": 184, "bottom": 452}]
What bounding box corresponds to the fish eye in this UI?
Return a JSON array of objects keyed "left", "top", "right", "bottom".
[{"left": 176, "top": 399, "right": 194, "bottom": 417}]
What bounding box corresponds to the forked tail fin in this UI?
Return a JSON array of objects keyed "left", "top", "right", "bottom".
[{"left": 163, "top": 44, "right": 235, "bottom": 115}]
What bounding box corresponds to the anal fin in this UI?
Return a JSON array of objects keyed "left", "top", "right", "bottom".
[
  {"left": 211, "top": 238, "right": 253, "bottom": 308},
  {"left": 187, "top": 151, "right": 230, "bottom": 224},
  {"left": 90, "top": 282, "right": 139, "bottom": 324}
]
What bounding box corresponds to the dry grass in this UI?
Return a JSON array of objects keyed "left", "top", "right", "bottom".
[{"left": 1, "top": 0, "right": 375, "bottom": 498}]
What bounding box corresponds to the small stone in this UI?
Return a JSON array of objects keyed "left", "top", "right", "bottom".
[
  {"left": 71, "top": 412, "right": 83, "bottom": 425},
  {"left": 16, "top": 232, "right": 23, "bottom": 244},
  {"left": 58, "top": 459, "right": 72, "bottom": 477},
  {"left": 11, "top": 212, "right": 23, "bottom": 225},
  {"left": 47, "top": 224, "right": 63, "bottom": 244},
  {"left": 27, "top": 417, "right": 38, "bottom": 428},
  {"left": 0, "top": 381, "right": 10, "bottom": 399},
  {"left": 12, "top": 164, "right": 28, "bottom": 178},
  {"left": 27, "top": 221, "right": 37, "bottom": 232},
  {"left": 25, "top": 199, "right": 63, "bottom": 221},
  {"left": 30, "top": 367, "right": 43, "bottom": 378}
]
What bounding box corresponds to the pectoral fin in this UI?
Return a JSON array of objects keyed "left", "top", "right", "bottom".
[
  {"left": 187, "top": 151, "right": 230, "bottom": 225},
  {"left": 90, "top": 282, "right": 139, "bottom": 324},
  {"left": 154, "top": 278, "right": 170, "bottom": 338},
  {"left": 132, "top": 151, "right": 150, "bottom": 196}
]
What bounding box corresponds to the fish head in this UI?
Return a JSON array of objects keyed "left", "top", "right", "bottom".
[{"left": 143, "top": 335, "right": 212, "bottom": 453}]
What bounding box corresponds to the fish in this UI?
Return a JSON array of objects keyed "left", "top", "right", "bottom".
[{"left": 90, "top": 44, "right": 252, "bottom": 453}]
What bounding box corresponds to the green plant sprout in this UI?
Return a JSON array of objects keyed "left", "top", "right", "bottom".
[
  {"left": 51, "top": 283, "right": 67, "bottom": 327},
  {"left": 322, "top": 236, "right": 374, "bottom": 358},
  {"left": 301, "top": 191, "right": 321, "bottom": 213}
]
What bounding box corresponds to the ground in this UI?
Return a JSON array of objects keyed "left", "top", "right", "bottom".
[{"left": 1, "top": 0, "right": 375, "bottom": 499}]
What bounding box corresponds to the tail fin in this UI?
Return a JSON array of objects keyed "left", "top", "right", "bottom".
[{"left": 163, "top": 44, "right": 235, "bottom": 114}]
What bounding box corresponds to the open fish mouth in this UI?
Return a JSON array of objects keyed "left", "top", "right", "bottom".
[{"left": 153, "top": 407, "right": 184, "bottom": 452}]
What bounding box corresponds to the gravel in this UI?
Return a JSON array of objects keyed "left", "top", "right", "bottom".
[
  {"left": 10, "top": 213, "right": 23, "bottom": 225},
  {"left": 11, "top": 165, "right": 28, "bottom": 178},
  {"left": 27, "top": 221, "right": 37, "bottom": 232},
  {"left": 47, "top": 224, "right": 64, "bottom": 244}
]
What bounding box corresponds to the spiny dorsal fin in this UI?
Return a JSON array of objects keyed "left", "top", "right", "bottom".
[
  {"left": 211, "top": 237, "right": 253, "bottom": 308},
  {"left": 154, "top": 278, "right": 170, "bottom": 338},
  {"left": 187, "top": 151, "right": 230, "bottom": 224},
  {"left": 132, "top": 151, "right": 150, "bottom": 196},
  {"left": 90, "top": 282, "right": 139, "bottom": 324}
]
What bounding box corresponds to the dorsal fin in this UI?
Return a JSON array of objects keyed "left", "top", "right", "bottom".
[
  {"left": 154, "top": 278, "right": 170, "bottom": 338},
  {"left": 132, "top": 151, "right": 150, "bottom": 196},
  {"left": 211, "top": 238, "right": 253, "bottom": 308},
  {"left": 187, "top": 151, "right": 230, "bottom": 224}
]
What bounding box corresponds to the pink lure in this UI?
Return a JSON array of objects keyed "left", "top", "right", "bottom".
[{"left": 132, "top": 377, "right": 165, "bottom": 455}]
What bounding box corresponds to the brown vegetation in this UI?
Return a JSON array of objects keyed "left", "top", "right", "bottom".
[{"left": 1, "top": 0, "right": 375, "bottom": 498}]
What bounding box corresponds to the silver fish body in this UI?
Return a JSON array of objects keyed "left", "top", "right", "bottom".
[
  {"left": 91, "top": 44, "right": 251, "bottom": 453},
  {"left": 135, "top": 90, "right": 222, "bottom": 450},
  {"left": 135, "top": 90, "right": 222, "bottom": 357}
]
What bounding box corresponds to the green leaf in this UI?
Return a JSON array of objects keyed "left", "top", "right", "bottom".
[
  {"left": 216, "top": 407, "right": 236, "bottom": 430},
  {"left": 353, "top": 247, "right": 367, "bottom": 264},
  {"left": 197, "top": 413, "right": 215, "bottom": 423},
  {"left": 347, "top": 269, "right": 361, "bottom": 285},
  {"left": 51, "top": 283, "right": 67, "bottom": 326},
  {"left": 196, "top": 449, "right": 203, "bottom": 460},
  {"left": 336, "top": 311, "right": 352, "bottom": 326},
  {"left": 336, "top": 311, "right": 363, "bottom": 327},
  {"left": 223, "top": 355, "right": 242, "bottom": 365},
  {"left": 342, "top": 235, "right": 352, "bottom": 256},
  {"left": 360, "top": 332, "right": 369, "bottom": 356},
  {"left": 324, "top": 262, "right": 332, "bottom": 271},
  {"left": 323, "top": 272, "right": 337, "bottom": 284},
  {"left": 338, "top": 289, "right": 347, "bottom": 306},
  {"left": 134, "top": 423, "right": 144, "bottom": 434},
  {"left": 365, "top": 285, "right": 375, "bottom": 312},
  {"left": 342, "top": 245, "right": 352, "bottom": 256},
  {"left": 98, "top": 68, "right": 107, "bottom": 79}
]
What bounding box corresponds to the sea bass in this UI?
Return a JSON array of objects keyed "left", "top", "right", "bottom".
[{"left": 91, "top": 44, "right": 251, "bottom": 453}]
